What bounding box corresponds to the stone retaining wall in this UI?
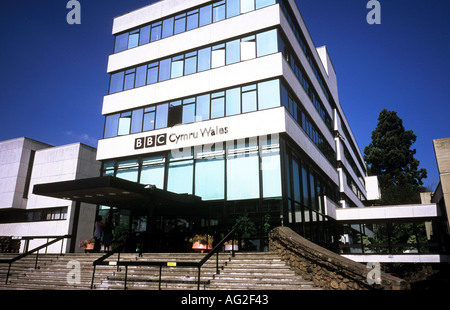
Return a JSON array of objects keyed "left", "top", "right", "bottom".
[{"left": 269, "top": 226, "right": 409, "bottom": 290}]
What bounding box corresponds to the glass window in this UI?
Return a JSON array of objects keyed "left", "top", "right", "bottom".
[
  {"left": 135, "top": 65, "right": 147, "bottom": 88},
  {"left": 226, "top": 0, "right": 240, "bottom": 18},
  {"left": 182, "top": 98, "right": 195, "bottom": 124},
  {"left": 261, "top": 148, "right": 282, "bottom": 198},
  {"left": 139, "top": 25, "right": 150, "bottom": 45},
  {"left": 256, "top": 0, "right": 276, "bottom": 9},
  {"left": 104, "top": 114, "right": 119, "bottom": 138},
  {"left": 147, "top": 62, "right": 159, "bottom": 85},
  {"left": 109, "top": 71, "right": 124, "bottom": 94},
  {"left": 196, "top": 94, "right": 210, "bottom": 121},
  {"left": 131, "top": 108, "right": 143, "bottom": 134},
  {"left": 211, "top": 91, "right": 225, "bottom": 119},
  {"left": 140, "top": 156, "right": 165, "bottom": 189},
  {"left": 256, "top": 29, "right": 278, "bottom": 57},
  {"left": 167, "top": 160, "right": 193, "bottom": 194},
  {"left": 184, "top": 51, "right": 198, "bottom": 75},
  {"left": 114, "top": 33, "right": 129, "bottom": 53},
  {"left": 310, "top": 173, "right": 317, "bottom": 210},
  {"left": 187, "top": 9, "right": 199, "bottom": 31},
  {"left": 159, "top": 58, "right": 172, "bottom": 82},
  {"left": 124, "top": 69, "right": 136, "bottom": 90},
  {"left": 168, "top": 101, "right": 182, "bottom": 127},
  {"left": 155, "top": 103, "right": 168, "bottom": 129},
  {"left": 128, "top": 30, "right": 139, "bottom": 49},
  {"left": 213, "top": 1, "right": 226, "bottom": 22},
  {"left": 292, "top": 157, "right": 301, "bottom": 202},
  {"left": 198, "top": 47, "right": 211, "bottom": 72},
  {"left": 227, "top": 140, "right": 260, "bottom": 200},
  {"left": 258, "top": 79, "right": 280, "bottom": 110},
  {"left": 241, "top": 0, "right": 255, "bottom": 13},
  {"left": 302, "top": 166, "right": 310, "bottom": 206},
  {"left": 116, "top": 159, "right": 139, "bottom": 182},
  {"left": 212, "top": 44, "right": 225, "bottom": 68},
  {"left": 162, "top": 17, "right": 174, "bottom": 38},
  {"left": 171, "top": 55, "right": 184, "bottom": 78},
  {"left": 226, "top": 87, "right": 241, "bottom": 116},
  {"left": 174, "top": 13, "right": 186, "bottom": 35},
  {"left": 226, "top": 39, "right": 240, "bottom": 65},
  {"left": 118, "top": 112, "right": 131, "bottom": 136},
  {"left": 150, "top": 22, "right": 162, "bottom": 42},
  {"left": 199, "top": 5, "right": 212, "bottom": 27},
  {"left": 103, "top": 160, "right": 115, "bottom": 176},
  {"left": 242, "top": 84, "right": 257, "bottom": 113},
  {"left": 241, "top": 35, "right": 256, "bottom": 61},
  {"left": 143, "top": 107, "right": 156, "bottom": 131},
  {"left": 195, "top": 154, "right": 225, "bottom": 200}
]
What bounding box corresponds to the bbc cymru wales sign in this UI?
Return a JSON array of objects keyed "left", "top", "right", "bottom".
[{"left": 134, "top": 126, "right": 229, "bottom": 150}]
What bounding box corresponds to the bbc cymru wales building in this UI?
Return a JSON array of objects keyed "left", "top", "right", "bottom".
[{"left": 93, "top": 0, "right": 369, "bottom": 252}]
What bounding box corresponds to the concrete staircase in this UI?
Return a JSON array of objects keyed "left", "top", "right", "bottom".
[{"left": 0, "top": 252, "right": 320, "bottom": 290}]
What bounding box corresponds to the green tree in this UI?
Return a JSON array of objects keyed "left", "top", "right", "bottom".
[{"left": 364, "top": 109, "right": 427, "bottom": 204}]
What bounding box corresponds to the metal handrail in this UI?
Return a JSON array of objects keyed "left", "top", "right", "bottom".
[
  {"left": 0, "top": 234, "right": 71, "bottom": 285},
  {"left": 91, "top": 229, "right": 236, "bottom": 290}
]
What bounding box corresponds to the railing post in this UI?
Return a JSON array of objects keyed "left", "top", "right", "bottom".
[
  {"left": 5, "top": 263, "right": 11, "bottom": 285},
  {"left": 90, "top": 265, "right": 96, "bottom": 290},
  {"left": 197, "top": 266, "right": 201, "bottom": 290},
  {"left": 34, "top": 250, "right": 39, "bottom": 269},
  {"left": 124, "top": 265, "right": 128, "bottom": 290},
  {"left": 159, "top": 265, "right": 162, "bottom": 290}
]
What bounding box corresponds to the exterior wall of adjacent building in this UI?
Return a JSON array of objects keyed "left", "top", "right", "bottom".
[{"left": 0, "top": 138, "right": 101, "bottom": 253}]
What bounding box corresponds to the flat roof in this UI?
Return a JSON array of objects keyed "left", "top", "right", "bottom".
[{"left": 33, "top": 176, "right": 202, "bottom": 212}]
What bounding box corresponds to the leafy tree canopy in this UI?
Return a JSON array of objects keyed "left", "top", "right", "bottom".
[{"left": 364, "top": 109, "right": 427, "bottom": 204}]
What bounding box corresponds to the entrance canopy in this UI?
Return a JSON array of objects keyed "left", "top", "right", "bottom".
[{"left": 32, "top": 176, "right": 202, "bottom": 212}]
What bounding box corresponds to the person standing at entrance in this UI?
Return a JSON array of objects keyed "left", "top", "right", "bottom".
[
  {"left": 93, "top": 216, "right": 105, "bottom": 252},
  {"left": 102, "top": 217, "right": 114, "bottom": 252}
]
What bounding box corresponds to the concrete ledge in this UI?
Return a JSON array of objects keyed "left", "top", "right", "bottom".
[{"left": 269, "top": 226, "right": 409, "bottom": 290}]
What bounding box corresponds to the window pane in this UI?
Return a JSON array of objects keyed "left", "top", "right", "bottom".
[
  {"left": 227, "top": 150, "right": 259, "bottom": 200},
  {"left": 187, "top": 9, "right": 199, "bottom": 31},
  {"left": 241, "top": 36, "right": 256, "bottom": 60},
  {"left": 128, "top": 30, "right": 139, "bottom": 49},
  {"left": 196, "top": 94, "right": 210, "bottom": 121},
  {"left": 104, "top": 114, "right": 119, "bottom": 138},
  {"left": 262, "top": 148, "right": 282, "bottom": 197},
  {"left": 195, "top": 156, "right": 225, "bottom": 200},
  {"left": 199, "top": 5, "right": 212, "bottom": 27},
  {"left": 242, "top": 85, "right": 257, "bottom": 113},
  {"left": 171, "top": 56, "right": 184, "bottom": 78},
  {"left": 302, "top": 166, "right": 310, "bottom": 206},
  {"left": 241, "top": 0, "right": 255, "bottom": 13},
  {"left": 139, "top": 25, "right": 150, "bottom": 45},
  {"left": 118, "top": 112, "right": 131, "bottom": 136},
  {"left": 155, "top": 103, "right": 168, "bottom": 129},
  {"left": 226, "top": 39, "right": 240, "bottom": 65},
  {"left": 226, "top": 0, "right": 240, "bottom": 18},
  {"left": 174, "top": 13, "right": 186, "bottom": 34},
  {"left": 226, "top": 87, "right": 241, "bottom": 116},
  {"left": 198, "top": 47, "right": 211, "bottom": 71},
  {"left": 212, "top": 44, "right": 225, "bottom": 68},
  {"left": 256, "top": 29, "right": 278, "bottom": 57},
  {"left": 213, "top": 1, "right": 226, "bottom": 22},
  {"left": 114, "top": 33, "right": 128, "bottom": 53},
  {"left": 292, "top": 158, "right": 301, "bottom": 202},
  {"left": 159, "top": 58, "right": 172, "bottom": 81},
  {"left": 143, "top": 110, "right": 155, "bottom": 131},
  {"left": 167, "top": 160, "right": 193, "bottom": 194},
  {"left": 141, "top": 157, "right": 165, "bottom": 189},
  {"left": 116, "top": 159, "right": 139, "bottom": 182},
  {"left": 256, "top": 0, "right": 276, "bottom": 9},
  {"left": 184, "top": 52, "right": 197, "bottom": 75},
  {"left": 258, "top": 79, "right": 280, "bottom": 110},
  {"left": 135, "top": 65, "right": 147, "bottom": 87},
  {"left": 109, "top": 72, "right": 124, "bottom": 94},
  {"left": 162, "top": 17, "right": 174, "bottom": 38},
  {"left": 150, "top": 22, "right": 162, "bottom": 42},
  {"left": 211, "top": 92, "right": 224, "bottom": 119},
  {"left": 124, "top": 71, "right": 135, "bottom": 90},
  {"left": 131, "top": 108, "right": 143, "bottom": 134},
  {"left": 147, "top": 63, "right": 159, "bottom": 85}
]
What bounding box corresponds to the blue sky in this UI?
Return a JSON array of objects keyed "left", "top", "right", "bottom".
[{"left": 0, "top": 0, "right": 448, "bottom": 189}]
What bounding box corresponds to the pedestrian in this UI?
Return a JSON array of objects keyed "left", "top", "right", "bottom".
[
  {"left": 102, "top": 217, "right": 114, "bottom": 252},
  {"left": 93, "top": 216, "right": 104, "bottom": 252}
]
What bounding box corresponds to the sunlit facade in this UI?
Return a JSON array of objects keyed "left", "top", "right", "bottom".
[{"left": 96, "top": 0, "right": 369, "bottom": 250}]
